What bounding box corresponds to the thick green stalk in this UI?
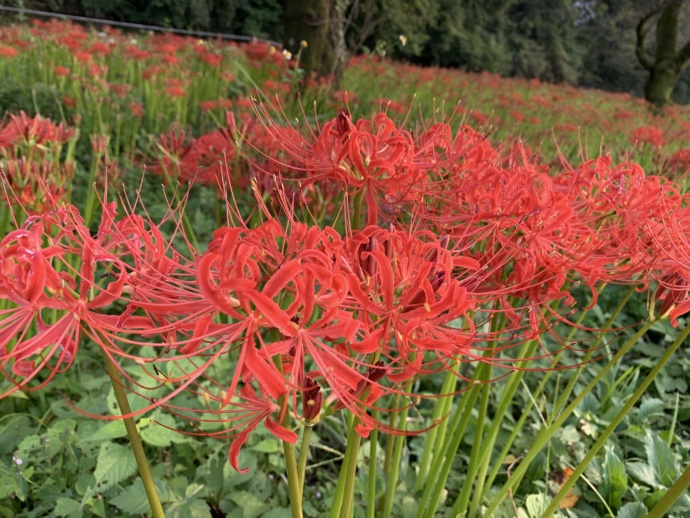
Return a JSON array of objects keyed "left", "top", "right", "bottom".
[
  {"left": 543, "top": 323, "right": 690, "bottom": 517},
  {"left": 482, "top": 286, "right": 633, "bottom": 497},
  {"left": 329, "top": 416, "right": 360, "bottom": 518},
  {"left": 352, "top": 189, "right": 365, "bottom": 231},
  {"left": 101, "top": 352, "right": 164, "bottom": 518},
  {"left": 378, "top": 396, "right": 400, "bottom": 512},
  {"left": 414, "top": 366, "right": 459, "bottom": 492},
  {"left": 297, "top": 425, "right": 313, "bottom": 495},
  {"left": 648, "top": 462, "right": 690, "bottom": 518},
  {"left": 273, "top": 355, "right": 302, "bottom": 518},
  {"left": 367, "top": 411, "right": 379, "bottom": 518},
  {"left": 467, "top": 340, "right": 539, "bottom": 517},
  {"left": 382, "top": 385, "right": 413, "bottom": 518},
  {"left": 341, "top": 431, "right": 362, "bottom": 518},
  {"left": 416, "top": 363, "right": 487, "bottom": 518},
  {"left": 450, "top": 367, "right": 492, "bottom": 518},
  {"left": 482, "top": 319, "right": 654, "bottom": 517},
  {"left": 83, "top": 152, "right": 104, "bottom": 228},
  {"left": 283, "top": 440, "right": 303, "bottom": 518}
]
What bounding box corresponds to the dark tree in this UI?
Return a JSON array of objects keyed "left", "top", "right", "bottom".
[
  {"left": 283, "top": 0, "right": 333, "bottom": 76},
  {"left": 637, "top": 0, "right": 690, "bottom": 106}
]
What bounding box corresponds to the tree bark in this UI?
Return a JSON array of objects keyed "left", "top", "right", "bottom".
[
  {"left": 283, "top": 0, "right": 334, "bottom": 77},
  {"left": 637, "top": 0, "right": 690, "bottom": 107},
  {"left": 645, "top": 62, "right": 681, "bottom": 106}
]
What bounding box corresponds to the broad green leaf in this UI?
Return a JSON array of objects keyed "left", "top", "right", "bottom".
[
  {"left": 601, "top": 446, "right": 628, "bottom": 509},
  {"left": 616, "top": 502, "right": 647, "bottom": 518},
  {"left": 230, "top": 491, "right": 271, "bottom": 518},
  {"left": 197, "top": 453, "right": 224, "bottom": 496},
  {"left": 637, "top": 398, "right": 665, "bottom": 422},
  {"left": 140, "top": 410, "right": 189, "bottom": 447},
  {"left": 94, "top": 442, "right": 137, "bottom": 491},
  {"left": 111, "top": 481, "right": 152, "bottom": 515},
  {"left": 525, "top": 494, "right": 549, "bottom": 518},
  {"left": 645, "top": 489, "right": 666, "bottom": 509},
  {"left": 644, "top": 433, "right": 677, "bottom": 486},
  {"left": 559, "top": 425, "right": 580, "bottom": 445},
  {"left": 0, "top": 459, "right": 27, "bottom": 500},
  {"left": 107, "top": 387, "right": 149, "bottom": 416},
  {"left": 626, "top": 462, "right": 657, "bottom": 487},
  {"left": 88, "top": 496, "right": 107, "bottom": 518},
  {"left": 250, "top": 438, "right": 280, "bottom": 453},
  {"left": 6, "top": 390, "right": 28, "bottom": 399},
  {"left": 172, "top": 498, "right": 212, "bottom": 518},
  {"left": 75, "top": 473, "right": 96, "bottom": 495},
  {"left": 78, "top": 421, "right": 127, "bottom": 444},
  {"left": 262, "top": 509, "right": 292, "bottom": 518},
  {"left": 54, "top": 497, "right": 82, "bottom": 518}
]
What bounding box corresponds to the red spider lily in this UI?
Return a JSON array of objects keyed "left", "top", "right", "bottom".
[
  {"left": 0, "top": 46, "right": 18, "bottom": 57},
  {"left": 0, "top": 199, "right": 185, "bottom": 399},
  {"left": 341, "top": 226, "right": 480, "bottom": 379},
  {"left": 630, "top": 125, "right": 663, "bottom": 149},
  {"left": 2, "top": 158, "right": 74, "bottom": 213},
  {"left": 0, "top": 112, "right": 75, "bottom": 151},
  {"left": 251, "top": 107, "right": 430, "bottom": 226}
]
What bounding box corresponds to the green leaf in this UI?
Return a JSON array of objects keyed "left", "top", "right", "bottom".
[
  {"left": 197, "top": 453, "right": 224, "bottom": 496},
  {"left": 262, "top": 508, "right": 292, "bottom": 518},
  {"left": 229, "top": 491, "right": 270, "bottom": 518},
  {"left": 644, "top": 433, "right": 677, "bottom": 486},
  {"left": 559, "top": 425, "right": 580, "bottom": 445},
  {"left": 525, "top": 494, "right": 549, "bottom": 518},
  {"left": 94, "top": 442, "right": 137, "bottom": 491},
  {"left": 616, "top": 502, "right": 647, "bottom": 518},
  {"left": 250, "top": 438, "right": 280, "bottom": 453},
  {"left": 111, "top": 481, "right": 152, "bottom": 515},
  {"left": 140, "top": 410, "right": 189, "bottom": 447},
  {"left": 637, "top": 398, "right": 665, "bottom": 422},
  {"left": 172, "top": 498, "right": 212, "bottom": 518},
  {"left": 626, "top": 462, "right": 657, "bottom": 487},
  {"left": 0, "top": 459, "right": 27, "bottom": 500},
  {"left": 78, "top": 421, "right": 128, "bottom": 444},
  {"left": 54, "top": 497, "right": 83, "bottom": 518},
  {"left": 601, "top": 446, "right": 628, "bottom": 509}
]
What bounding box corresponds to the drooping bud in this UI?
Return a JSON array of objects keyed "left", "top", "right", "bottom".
[
  {"left": 336, "top": 108, "right": 352, "bottom": 138},
  {"left": 301, "top": 377, "right": 323, "bottom": 421}
]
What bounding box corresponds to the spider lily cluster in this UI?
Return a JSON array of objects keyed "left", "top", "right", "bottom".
[{"left": 1, "top": 107, "right": 690, "bottom": 514}]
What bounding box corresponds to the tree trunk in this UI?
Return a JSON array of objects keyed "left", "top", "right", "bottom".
[
  {"left": 637, "top": 0, "right": 690, "bottom": 107},
  {"left": 645, "top": 61, "right": 681, "bottom": 106},
  {"left": 283, "top": 0, "right": 333, "bottom": 77}
]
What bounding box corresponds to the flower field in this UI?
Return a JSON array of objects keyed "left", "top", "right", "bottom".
[{"left": 1, "top": 18, "right": 690, "bottom": 518}]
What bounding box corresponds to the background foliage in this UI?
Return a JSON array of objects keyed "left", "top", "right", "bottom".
[{"left": 10, "top": 0, "right": 690, "bottom": 102}]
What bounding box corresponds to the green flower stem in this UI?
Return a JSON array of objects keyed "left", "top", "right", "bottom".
[
  {"left": 283, "top": 439, "right": 303, "bottom": 518},
  {"left": 378, "top": 396, "right": 400, "bottom": 512},
  {"left": 341, "top": 432, "right": 362, "bottom": 518},
  {"left": 352, "top": 189, "right": 365, "bottom": 231},
  {"left": 414, "top": 365, "right": 459, "bottom": 493},
  {"left": 416, "top": 362, "right": 487, "bottom": 518},
  {"left": 330, "top": 415, "right": 361, "bottom": 518},
  {"left": 367, "top": 410, "right": 379, "bottom": 518},
  {"left": 481, "top": 286, "right": 632, "bottom": 499},
  {"left": 483, "top": 319, "right": 655, "bottom": 517},
  {"left": 466, "top": 340, "right": 539, "bottom": 518},
  {"left": 543, "top": 323, "right": 690, "bottom": 517},
  {"left": 273, "top": 354, "right": 303, "bottom": 518},
  {"left": 83, "top": 151, "right": 105, "bottom": 228},
  {"left": 101, "top": 351, "right": 164, "bottom": 518},
  {"left": 297, "top": 425, "right": 313, "bottom": 494},
  {"left": 450, "top": 366, "right": 492, "bottom": 518},
  {"left": 648, "top": 462, "right": 690, "bottom": 518},
  {"left": 382, "top": 384, "right": 413, "bottom": 518}
]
